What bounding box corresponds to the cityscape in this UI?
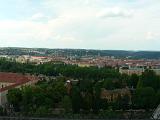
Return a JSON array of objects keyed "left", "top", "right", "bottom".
[
  {"left": 0, "top": 48, "right": 159, "bottom": 119},
  {"left": 0, "top": 0, "right": 160, "bottom": 119}
]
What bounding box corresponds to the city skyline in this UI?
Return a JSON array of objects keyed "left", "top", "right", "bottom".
[{"left": 0, "top": 0, "right": 160, "bottom": 50}]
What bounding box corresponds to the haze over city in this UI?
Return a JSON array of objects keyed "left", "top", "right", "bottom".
[{"left": 0, "top": 0, "right": 160, "bottom": 50}]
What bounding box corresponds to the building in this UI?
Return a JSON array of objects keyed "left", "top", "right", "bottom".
[
  {"left": 119, "top": 67, "right": 145, "bottom": 75},
  {"left": 101, "top": 88, "right": 131, "bottom": 102},
  {"left": 65, "top": 79, "right": 79, "bottom": 94},
  {"left": 0, "top": 72, "right": 39, "bottom": 106},
  {"left": 119, "top": 66, "right": 160, "bottom": 75}
]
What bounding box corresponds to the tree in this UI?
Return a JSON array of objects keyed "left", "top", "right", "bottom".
[
  {"left": 46, "top": 80, "right": 67, "bottom": 104},
  {"left": 92, "top": 81, "right": 102, "bottom": 113},
  {"left": 21, "top": 86, "right": 34, "bottom": 113},
  {"left": 0, "top": 106, "right": 4, "bottom": 116},
  {"left": 35, "top": 106, "right": 49, "bottom": 116},
  {"left": 156, "top": 90, "right": 160, "bottom": 106},
  {"left": 62, "top": 95, "right": 72, "bottom": 113},
  {"left": 103, "top": 79, "right": 114, "bottom": 90},
  {"left": 120, "top": 94, "right": 130, "bottom": 110},
  {"left": 71, "top": 86, "right": 81, "bottom": 113},
  {"left": 120, "top": 73, "right": 130, "bottom": 88},
  {"left": 138, "top": 70, "right": 160, "bottom": 91},
  {"left": 130, "top": 74, "right": 139, "bottom": 88},
  {"left": 135, "top": 87, "right": 156, "bottom": 110},
  {"left": 7, "top": 88, "right": 22, "bottom": 112},
  {"left": 81, "top": 93, "right": 93, "bottom": 112}
]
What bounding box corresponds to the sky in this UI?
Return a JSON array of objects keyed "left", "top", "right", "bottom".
[{"left": 0, "top": 0, "right": 160, "bottom": 50}]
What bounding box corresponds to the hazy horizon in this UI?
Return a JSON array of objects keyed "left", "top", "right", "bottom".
[
  {"left": 0, "top": 0, "right": 160, "bottom": 50},
  {"left": 1, "top": 46, "right": 160, "bottom": 52}
]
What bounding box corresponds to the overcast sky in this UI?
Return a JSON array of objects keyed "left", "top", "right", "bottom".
[{"left": 0, "top": 0, "right": 160, "bottom": 50}]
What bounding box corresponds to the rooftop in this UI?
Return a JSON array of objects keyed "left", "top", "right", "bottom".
[{"left": 0, "top": 72, "right": 38, "bottom": 92}]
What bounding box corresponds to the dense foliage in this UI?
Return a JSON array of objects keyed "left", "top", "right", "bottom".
[{"left": 0, "top": 58, "right": 120, "bottom": 80}]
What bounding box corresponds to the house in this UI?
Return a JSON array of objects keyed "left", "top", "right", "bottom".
[
  {"left": 65, "top": 79, "right": 79, "bottom": 94},
  {"left": 119, "top": 66, "right": 145, "bottom": 75},
  {"left": 0, "top": 72, "right": 39, "bottom": 106},
  {"left": 101, "top": 88, "right": 131, "bottom": 102}
]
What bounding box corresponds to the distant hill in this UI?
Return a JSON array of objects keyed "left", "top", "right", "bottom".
[{"left": 0, "top": 47, "right": 160, "bottom": 59}]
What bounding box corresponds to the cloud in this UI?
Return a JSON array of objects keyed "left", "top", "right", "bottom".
[
  {"left": 97, "top": 7, "right": 134, "bottom": 18},
  {"left": 0, "top": 18, "right": 83, "bottom": 48},
  {"left": 146, "top": 32, "right": 160, "bottom": 41},
  {"left": 0, "top": 20, "right": 52, "bottom": 42},
  {"left": 30, "top": 13, "right": 46, "bottom": 21},
  {"left": 0, "top": 0, "right": 160, "bottom": 50}
]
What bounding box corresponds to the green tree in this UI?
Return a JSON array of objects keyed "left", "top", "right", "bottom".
[
  {"left": 7, "top": 88, "right": 22, "bottom": 112},
  {"left": 35, "top": 106, "right": 49, "bottom": 116},
  {"left": 120, "top": 73, "right": 130, "bottom": 88},
  {"left": 92, "top": 81, "right": 102, "bottom": 113},
  {"left": 0, "top": 106, "right": 4, "bottom": 116},
  {"left": 156, "top": 90, "right": 160, "bottom": 106},
  {"left": 21, "top": 86, "right": 34, "bottom": 113},
  {"left": 71, "top": 86, "right": 81, "bottom": 113},
  {"left": 120, "top": 94, "right": 130, "bottom": 110},
  {"left": 103, "top": 79, "right": 114, "bottom": 90},
  {"left": 130, "top": 74, "right": 139, "bottom": 88},
  {"left": 138, "top": 70, "right": 159, "bottom": 91},
  {"left": 135, "top": 87, "right": 156, "bottom": 110},
  {"left": 62, "top": 95, "right": 72, "bottom": 113}
]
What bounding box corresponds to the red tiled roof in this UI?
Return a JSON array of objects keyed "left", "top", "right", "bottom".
[
  {"left": 0, "top": 72, "right": 38, "bottom": 92},
  {"left": 0, "top": 72, "right": 30, "bottom": 83}
]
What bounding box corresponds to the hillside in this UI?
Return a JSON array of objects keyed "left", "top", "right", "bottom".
[{"left": 0, "top": 47, "right": 160, "bottom": 59}]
